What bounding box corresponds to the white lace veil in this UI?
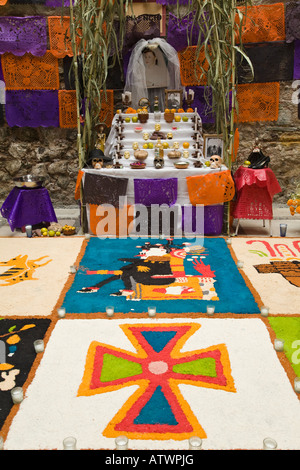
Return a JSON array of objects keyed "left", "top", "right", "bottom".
[{"left": 124, "top": 38, "right": 182, "bottom": 110}]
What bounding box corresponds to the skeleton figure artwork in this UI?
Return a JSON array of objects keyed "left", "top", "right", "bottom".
[{"left": 77, "top": 239, "right": 219, "bottom": 302}]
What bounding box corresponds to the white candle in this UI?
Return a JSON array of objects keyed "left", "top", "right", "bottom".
[
  {"left": 148, "top": 307, "right": 156, "bottom": 317},
  {"left": 294, "top": 377, "right": 300, "bottom": 393},
  {"left": 274, "top": 338, "right": 284, "bottom": 351},
  {"left": 226, "top": 238, "right": 232, "bottom": 245},
  {"left": 34, "top": 339, "right": 44, "bottom": 353},
  {"left": 85, "top": 233, "right": 91, "bottom": 240},
  {"left": 63, "top": 437, "right": 77, "bottom": 450},
  {"left": 206, "top": 306, "right": 215, "bottom": 316},
  {"left": 263, "top": 438, "right": 277, "bottom": 450},
  {"left": 122, "top": 93, "right": 125, "bottom": 101},
  {"left": 70, "top": 265, "right": 77, "bottom": 274},
  {"left": 188, "top": 436, "right": 202, "bottom": 450},
  {"left": 58, "top": 307, "right": 66, "bottom": 318},
  {"left": 260, "top": 306, "right": 269, "bottom": 317},
  {"left": 115, "top": 436, "right": 128, "bottom": 450},
  {"left": 184, "top": 91, "right": 187, "bottom": 100},
  {"left": 106, "top": 306, "right": 114, "bottom": 317},
  {"left": 237, "top": 260, "right": 244, "bottom": 268},
  {"left": 11, "top": 387, "right": 23, "bottom": 404}
]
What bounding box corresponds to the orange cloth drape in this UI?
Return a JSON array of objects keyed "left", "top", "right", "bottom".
[
  {"left": 1, "top": 51, "right": 59, "bottom": 90},
  {"left": 74, "top": 170, "right": 84, "bottom": 201},
  {"left": 89, "top": 203, "right": 134, "bottom": 236},
  {"left": 186, "top": 170, "right": 235, "bottom": 206},
  {"left": 236, "top": 82, "right": 280, "bottom": 123}
]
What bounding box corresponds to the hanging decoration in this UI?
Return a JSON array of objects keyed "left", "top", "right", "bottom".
[
  {"left": 5, "top": 90, "right": 60, "bottom": 127},
  {"left": 58, "top": 90, "right": 77, "bottom": 129},
  {"left": 0, "top": 16, "right": 47, "bottom": 57},
  {"left": 294, "top": 40, "right": 300, "bottom": 79},
  {"left": 183, "top": 86, "right": 214, "bottom": 124},
  {"left": 166, "top": 12, "right": 201, "bottom": 52},
  {"left": 48, "top": 16, "right": 75, "bottom": 58},
  {"left": 285, "top": 1, "right": 300, "bottom": 43},
  {"left": 1, "top": 52, "right": 59, "bottom": 90},
  {"left": 236, "top": 82, "right": 280, "bottom": 123},
  {"left": 237, "top": 42, "right": 294, "bottom": 84},
  {"left": 237, "top": 3, "right": 285, "bottom": 44},
  {"left": 58, "top": 89, "right": 114, "bottom": 129},
  {"left": 178, "top": 46, "right": 208, "bottom": 86}
]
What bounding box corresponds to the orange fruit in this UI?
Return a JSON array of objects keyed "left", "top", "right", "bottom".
[
  {"left": 186, "top": 107, "right": 194, "bottom": 112},
  {"left": 296, "top": 206, "right": 300, "bottom": 214},
  {"left": 287, "top": 199, "right": 294, "bottom": 206},
  {"left": 182, "top": 142, "right": 190, "bottom": 149},
  {"left": 171, "top": 108, "right": 176, "bottom": 113},
  {"left": 165, "top": 108, "right": 170, "bottom": 113},
  {"left": 178, "top": 108, "right": 184, "bottom": 113}
]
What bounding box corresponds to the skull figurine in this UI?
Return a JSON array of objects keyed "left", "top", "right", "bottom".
[
  {"left": 209, "top": 154, "right": 223, "bottom": 169},
  {"left": 154, "top": 155, "right": 164, "bottom": 169},
  {"left": 92, "top": 158, "right": 103, "bottom": 169}
]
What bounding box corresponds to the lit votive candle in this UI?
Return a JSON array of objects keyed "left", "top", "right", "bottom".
[
  {"left": 226, "top": 238, "right": 232, "bottom": 245},
  {"left": 263, "top": 437, "right": 277, "bottom": 450},
  {"left": 34, "top": 339, "right": 44, "bottom": 353},
  {"left": 206, "top": 305, "right": 215, "bottom": 316},
  {"left": 188, "top": 436, "right": 202, "bottom": 450},
  {"left": 11, "top": 387, "right": 23, "bottom": 404},
  {"left": 148, "top": 306, "right": 156, "bottom": 317},
  {"left": 236, "top": 260, "right": 244, "bottom": 268},
  {"left": 70, "top": 265, "right": 77, "bottom": 274},
  {"left": 106, "top": 306, "right": 114, "bottom": 317},
  {"left": 260, "top": 306, "right": 269, "bottom": 317},
  {"left": 115, "top": 436, "right": 128, "bottom": 450},
  {"left": 63, "top": 437, "right": 77, "bottom": 450},
  {"left": 274, "top": 338, "right": 284, "bottom": 351},
  {"left": 85, "top": 233, "right": 91, "bottom": 240},
  {"left": 57, "top": 307, "right": 66, "bottom": 318},
  {"left": 294, "top": 377, "right": 300, "bottom": 393}
]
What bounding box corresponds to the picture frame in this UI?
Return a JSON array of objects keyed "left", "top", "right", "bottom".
[
  {"left": 203, "top": 134, "right": 224, "bottom": 160},
  {"left": 165, "top": 89, "right": 183, "bottom": 110},
  {"left": 131, "top": 1, "right": 166, "bottom": 36}
]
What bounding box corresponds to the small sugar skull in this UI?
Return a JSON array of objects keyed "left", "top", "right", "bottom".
[
  {"left": 143, "top": 132, "right": 149, "bottom": 140},
  {"left": 132, "top": 142, "right": 139, "bottom": 150},
  {"left": 172, "top": 142, "right": 180, "bottom": 149},
  {"left": 155, "top": 123, "right": 161, "bottom": 131},
  {"left": 209, "top": 154, "right": 223, "bottom": 169},
  {"left": 167, "top": 132, "right": 173, "bottom": 139},
  {"left": 182, "top": 150, "right": 189, "bottom": 159},
  {"left": 92, "top": 158, "right": 103, "bottom": 169},
  {"left": 124, "top": 151, "right": 130, "bottom": 159}
]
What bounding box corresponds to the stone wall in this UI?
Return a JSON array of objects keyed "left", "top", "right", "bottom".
[{"left": 0, "top": 0, "right": 299, "bottom": 207}]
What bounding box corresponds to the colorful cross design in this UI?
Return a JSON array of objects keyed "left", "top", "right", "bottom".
[{"left": 78, "top": 323, "right": 236, "bottom": 440}]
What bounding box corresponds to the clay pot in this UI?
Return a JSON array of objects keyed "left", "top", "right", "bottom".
[
  {"left": 164, "top": 112, "right": 174, "bottom": 123},
  {"left": 138, "top": 113, "right": 149, "bottom": 124}
]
